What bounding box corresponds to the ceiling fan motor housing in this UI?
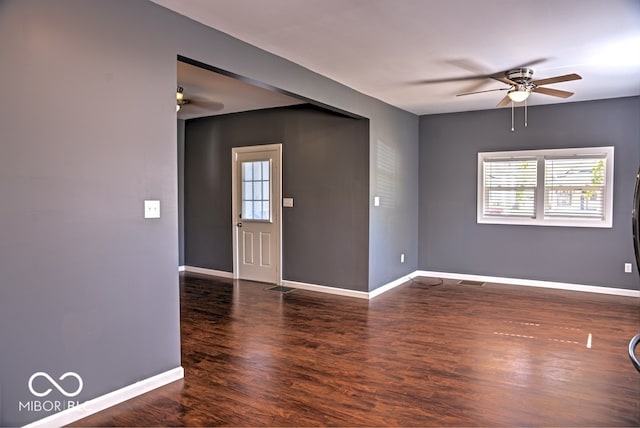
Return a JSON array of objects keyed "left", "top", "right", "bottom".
[{"left": 505, "top": 67, "right": 534, "bottom": 84}]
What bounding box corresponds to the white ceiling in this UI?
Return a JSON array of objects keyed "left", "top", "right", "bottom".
[
  {"left": 176, "top": 61, "right": 303, "bottom": 120},
  {"left": 158, "top": 0, "right": 640, "bottom": 117}
]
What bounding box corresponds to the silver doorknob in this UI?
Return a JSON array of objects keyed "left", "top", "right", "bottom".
[{"left": 237, "top": 222, "right": 243, "bottom": 227}]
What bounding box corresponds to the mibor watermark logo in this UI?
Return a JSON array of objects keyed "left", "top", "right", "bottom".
[{"left": 19, "top": 371, "right": 84, "bottom": 412}]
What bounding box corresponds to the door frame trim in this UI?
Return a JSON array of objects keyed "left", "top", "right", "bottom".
[{"left": 231, "top": 143, "right": 283, "bottom": 285}]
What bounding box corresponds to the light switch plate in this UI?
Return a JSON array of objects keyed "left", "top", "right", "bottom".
[
  {"left": 144, "top": 200, "right": 160, "bottom": 219},
  {"left": 283, "top": 198, "right": 294, "bottom": 208},
  {"left": 374, "top": 196, "right": 380, "bottom": 207}
]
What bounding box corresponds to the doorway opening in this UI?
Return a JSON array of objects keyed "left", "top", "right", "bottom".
[{"left": 177, "top": 56, "right": 368, "bottom": 288}]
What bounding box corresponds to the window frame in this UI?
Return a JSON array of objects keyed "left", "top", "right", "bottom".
[{"left": 477, "top": 146, "right": 614, "bottom": 228}]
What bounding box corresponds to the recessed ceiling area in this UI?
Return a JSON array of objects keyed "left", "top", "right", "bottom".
[
  {"left": 177, "top": 60, "right": 304, "bottom": 120},
  {"left": 158, "top": 0, "right": 640, "bottom": 116}
]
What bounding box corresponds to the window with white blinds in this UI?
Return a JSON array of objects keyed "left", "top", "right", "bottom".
[
  {"left": 544, "top": 156, "right": 606, "bottom": 220},
  {"left": 483, "top": 158, "right": 537, "bottom": 218},
  {"left": 478, "top": 147, "right": 614, "bottom": 227}
]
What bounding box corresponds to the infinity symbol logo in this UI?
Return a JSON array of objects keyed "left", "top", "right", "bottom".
[{"left": 28, "top": 372, "right": 84, "bottom": 398}]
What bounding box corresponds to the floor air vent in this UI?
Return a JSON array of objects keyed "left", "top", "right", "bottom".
[
  {"left": 265, "top": 285, "right": 296, "bottom": 293},
  {"left": 457, "top": 280, "right": 486, "bottom": 287}
]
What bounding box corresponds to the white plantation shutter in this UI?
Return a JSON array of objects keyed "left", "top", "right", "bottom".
[
  {"left": 478, "top": 147, "right": 614, "bottom": 227},
  {"left": 483, "top": 158, "right": 537, "bottom": 218},
  {"left": 544, "top": 156, "right": 607, "bottom": 220}
]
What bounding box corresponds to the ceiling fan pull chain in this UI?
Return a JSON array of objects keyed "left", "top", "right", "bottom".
[
  {"left": 511, "top": 101, "right": 515, "bottom": 132},
  {"left": 524, "top": 99, "right": 528, "bottom": 128}
]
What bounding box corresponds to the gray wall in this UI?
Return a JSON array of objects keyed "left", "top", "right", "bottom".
[
  {"left": 184, "top": 106, "right": 370, "bottom": 291},
  {"left": 419, "top": 96, "right": 640, "bottom": 290},
  {"left": 0, "top": 0, "right": 418, "bottom": 424},
  {"left": 178, "top": 119, "right": 185, "bottom": 266},
  {"left": 369, "top": 106, "right": 420, "bottom": 289},
  {"left": 0, "top": 1, "right": 181, "bottom": 425}
]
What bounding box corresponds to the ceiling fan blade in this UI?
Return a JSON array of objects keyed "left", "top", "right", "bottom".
[
  {"left": 413, "top": 58, "right": 549, "bottom": 87},
  {"left": 513, "top": 58, "right": 549, "bottom": 69},
  {"left": 456, "top": 87, "right": 509, "bottom": 97},
  {"left": 444, "top": 59, "right": 496, "bottom": 93},
  {"left": 192, "top": 100, "right": 225, "bottom": 110},
  {"left": 412, "top": 58, "right": 494, "bottom": 85},
  {"left": 532, "top": 73, "right": 582, "bottom": 86},
  {"left": 446, "top": 58, "right": 494, "bottom": 74},
  {"left": 491, "top": 74, "right": 517, "bottom": 86},
  {"left": 532, "top": 86, "right": 574, "bottom": 98},
  {"left": 412, "top": 75, "right": 492, "bottom": 85},
  {"left": 496, "top": 95, "right": 512, "bottom": 108}
]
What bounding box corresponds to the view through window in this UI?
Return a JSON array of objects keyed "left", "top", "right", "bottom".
[{"left": 477, "top": 147, "right": 614, "bottom": 228}]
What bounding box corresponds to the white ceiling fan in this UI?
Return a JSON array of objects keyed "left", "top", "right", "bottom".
[
  {"left": 456, "top": 67, "right": 582, "bottom": 107},
  {"left": 176, "top": 85, "right": 224, "bottom": 114},
  {"left": 176, "top": 86, "right": 189, "bottom": 111}
]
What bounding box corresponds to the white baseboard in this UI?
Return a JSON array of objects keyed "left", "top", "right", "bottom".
[
  {"left": 23, "top": 366, "right": 184, "bottom": 428},
  {"left": 281, "top": 279, "right": 369, "bottom": 299},
  {"left": 415, "top": 270, "right": 640, "bottom": 298},
  {"left": 179, "top": 265, "right": 234, "bottom": 278},
  {"left": 180, "top": 265, "right": 407, "bottom": 299},
  {"left": 369, "top": 274, "right": 415, "bottom": 299},
  {"left": 179, "top": 264, "right": 412, "bottom": 300},
  {"left": 179, "top": 267, "right": 371, "bottom": 299},
  {"left": 179, "top": 266, "right": 638, "bottom": 300},
  {"left": 282, "top": 274, "right": 416, "bottom": 300}
]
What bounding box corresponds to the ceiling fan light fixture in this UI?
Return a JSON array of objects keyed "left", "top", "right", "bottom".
[
  {"left": 507, "top": 88, "right": 530, "bottom": 103},
  {"left": 176, "top": 86, "right": 190, "bottom": 112}
]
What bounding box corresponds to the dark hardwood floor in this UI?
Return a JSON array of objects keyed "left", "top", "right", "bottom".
[{"left": 71, "top": 273, "right": 640, "bottom": 427}]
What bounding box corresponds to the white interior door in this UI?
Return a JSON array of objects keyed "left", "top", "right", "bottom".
[{"left": 232, "top": 144, "right": 281, "bottom": 284}]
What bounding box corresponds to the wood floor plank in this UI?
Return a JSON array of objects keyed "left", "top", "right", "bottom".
[{"left": 70, "top": 274, "right": 640, "bottom": 427}]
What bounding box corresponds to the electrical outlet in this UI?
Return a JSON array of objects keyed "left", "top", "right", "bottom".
[{"left": 624, "top": 263, "right": 633, "bottom": 273}]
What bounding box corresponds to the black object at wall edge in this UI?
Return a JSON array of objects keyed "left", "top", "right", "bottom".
[{"left": 633, "top": 168, "right": 640, "bottom": 275}]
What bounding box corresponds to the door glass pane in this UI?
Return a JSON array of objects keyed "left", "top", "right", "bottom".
[
  {"left": 243, "top": 182, "right": 253, "bottom": 201},
  {"left": 243, "top": 201, "right": 252, "bottom": 218},
  {"left": 243, "top": 162, "right": 253, "bottom": 181},
  {"left": 253, "top": 181, "right": 262, "bottom": 200},
  {"left": 241, "top": 160, "right": 271, "bottom": 221},
  {"left": 253, "top": 202, "right": 262, "bottom": 219}
]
